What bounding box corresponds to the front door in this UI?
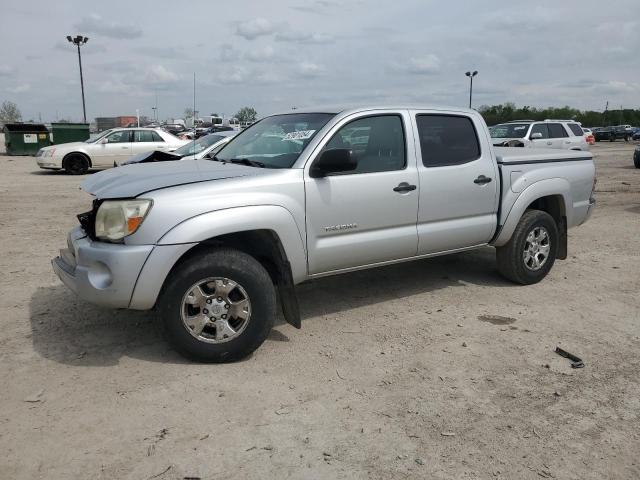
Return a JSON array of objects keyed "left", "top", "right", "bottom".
[
  {"left": 412, "top": 112, "right": 499, "bottom": 254},
  {"left": 94, "top": 130, "right": 132, "bottom": 167},
  {"left": 529, "top": 123, "right": 554, "bottom": 149},
  {"left": 305, "top": 112, "right": 419, "bottom": 275}
]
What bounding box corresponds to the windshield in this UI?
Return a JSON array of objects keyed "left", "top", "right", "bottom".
[
  {"left": 214, "top": 113, "right": 335, "bottom": 168},
  {"left": 174, "top": 134, "right": 227, "bottom": 156},
  {"left": 86, "top": 129, "right": 113, "bottom": 143},
  {"left": 491, "top": 123, "right": 531, "bottom": 139}
]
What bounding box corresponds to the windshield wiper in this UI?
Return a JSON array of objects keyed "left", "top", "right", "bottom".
[{"left": 208, "top": 156, "right": 266, "bottom": 168}]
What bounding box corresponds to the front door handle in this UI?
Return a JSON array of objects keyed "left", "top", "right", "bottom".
[
  {"left": 121, "top": 146, "right": 129, "bottom": 149},
  {"left": 393, "top": 182, "right": 417, "bottom": 193},
  {"left": 474, "top": 175, "right": 492, "bottom": 185}
]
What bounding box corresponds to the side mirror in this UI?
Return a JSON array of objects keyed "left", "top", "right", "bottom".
[
  {"left": 310, "top": 148, "right": 357, "bottom": 178},
  {"left": 530, "top": 132, "right": 543, "bottom": 140},
  {"left": 100, "top": 138, "right": 109, "bottom": 144}
]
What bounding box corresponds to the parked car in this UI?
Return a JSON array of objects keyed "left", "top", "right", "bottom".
[
  {"left": 592, "top": 127, "right": 614, "bottom": 142},
  {"left": 582, "top": 128, "right": 595, "bottom": 145},
  {"left": 490, "top": 120, "right": 589, "bottom": 150},
  {"left": 122, "top": 131, "right": 237, "bottom": 165},
  {"left": 634, "top": 144, "right": 640, "bottom": 168},
  {"left": 52, "top": 106, "right": 596, "bottom": 362},
  {"left": 36, "top": 128, "right": 188, "bottom": 174},
  {"left": 631, "top": 128, "right": 640, "bottom": 140}
]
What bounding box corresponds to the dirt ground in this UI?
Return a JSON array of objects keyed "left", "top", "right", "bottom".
[{"left": 0, "top": 142, "right": 638, "bottom": 479}]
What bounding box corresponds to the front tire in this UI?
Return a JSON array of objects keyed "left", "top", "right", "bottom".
[
  {"left": 64, "top": 154, "right": 89, "bottom": 175},
  {"left": 158, "top": 248, "right": 276, "bottom": 362},
  {"left": 496, "top": 210, "right": 558, "bottom": 285}
]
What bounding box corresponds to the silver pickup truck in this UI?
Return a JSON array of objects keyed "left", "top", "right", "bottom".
[{"left": 52, "top": 106, "right": 596, "bottom": 362}]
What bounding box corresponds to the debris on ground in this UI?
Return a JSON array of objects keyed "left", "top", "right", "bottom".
[
  {"left": 554, "top": 347, "right": 585, "bottom": 368},
  {"left": 24, "top": 389, "right": 44, "bottom": 403}
]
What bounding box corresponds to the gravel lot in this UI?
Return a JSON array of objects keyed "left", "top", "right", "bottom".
[{"left": 0, "top": 142, "right": 638, "bottom": 479}]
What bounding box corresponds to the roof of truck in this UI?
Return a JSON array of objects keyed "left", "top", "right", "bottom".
[{"left": 272, "top": 105, "right": 478, "bottom": 116}]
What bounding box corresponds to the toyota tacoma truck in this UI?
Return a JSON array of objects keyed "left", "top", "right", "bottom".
[{"left": 52, "top": 106, "right": 596, "bottom": 362}]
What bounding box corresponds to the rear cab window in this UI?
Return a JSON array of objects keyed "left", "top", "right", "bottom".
[{"left": 416, "top": 114, "right": 480, "bottom": 167}]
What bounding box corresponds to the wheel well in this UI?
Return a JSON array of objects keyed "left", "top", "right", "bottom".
[
  {"left": 62, "top": 152, "right": 92, "bottom": 168},
  {"left": 526, "top": 195, "right": 567, "bottom": 259},
  {"left": 174, "top": 229, "right": 289, "bottom": 286}
]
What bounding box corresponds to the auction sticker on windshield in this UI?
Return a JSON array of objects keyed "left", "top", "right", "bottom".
[{"left": 282, "top": 130, "right": 315, "bottom": 141}]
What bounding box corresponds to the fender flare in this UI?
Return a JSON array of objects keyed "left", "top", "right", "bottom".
[
  {"left": 129, "top": 205, "right": 308, "bottom": 310},
  {"left": 492, "top": 178, "right": 571, "bottom": 247}
]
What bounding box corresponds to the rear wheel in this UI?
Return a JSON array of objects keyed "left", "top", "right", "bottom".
[
  {"left": 634, "top": 153, "right": 640, "bottom": 169},
  {"left": 64, "top": 154, "right": 89, "bottom": 175},
  {"left": 496, "top": 210, "right": 558, "bottom": 285},
  {"left": 158, "top": 248, "right": 276, "bottom": 362}
]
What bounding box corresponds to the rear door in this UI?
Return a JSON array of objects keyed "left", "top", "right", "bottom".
[
  {"left": 131, "top": 130, "right": 166, "bottom": 156},
  {"left": 547, "top": 123, "right": 569, "bottom": 149},
  {"left": 412, "top": 111, "right": 499, "bottom": 254},
  {"left": 93, "top": 130, "right": 132, "bottom": 167},
  {"left": 304, "top": 111, "right": 420, "bottom": 274}
]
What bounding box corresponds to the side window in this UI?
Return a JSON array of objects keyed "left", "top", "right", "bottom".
[
  {"left": 530, "top": 124, "right": 549, "bottom": 139},
  {"left": 106, "top": 130, "right": 130, "bottom": 143},
  {"left": 134, "top": 130, "right": 155, "bottom": 142},
  {"left": 324, "top": 115, "right": 406, "bottom": 174},
  {"left": 150, "top": 131, "right": 164, "bottom": 142},
  {"left": 548, "top": 123, "right": 568, "bottom": 138},
  {"left": 567, "top": 123, "right": 584, "bottom": 136},
  {"left": 416, "top": 114, "right": 480, "bottom": 167}
]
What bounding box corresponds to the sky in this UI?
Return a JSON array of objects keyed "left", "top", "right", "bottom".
[{"left": 1, "top": 0, "right": 639, "bottom": 123}]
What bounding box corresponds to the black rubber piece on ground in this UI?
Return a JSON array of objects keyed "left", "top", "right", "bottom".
[
  {"left": 158, "top": 248, "right": 276, "bottom": 363},
  {"left": 496, "top": 209, "right": 558, "bottom": 285}
]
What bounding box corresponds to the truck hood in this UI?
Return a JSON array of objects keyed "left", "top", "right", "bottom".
[{"left": 81, "top": 160, "right": 268, "bottom": 198}]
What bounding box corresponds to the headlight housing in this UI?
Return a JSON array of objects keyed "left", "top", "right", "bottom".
[
  {"left": 95, "top": 199, "right": 152, "bottom": 242},
  {"left": 44, "top": 148, "right": 55, "bottom": 157}
]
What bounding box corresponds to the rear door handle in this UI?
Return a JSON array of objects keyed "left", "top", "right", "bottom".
[
  {"left": 474, "top": 175, "right": 492, "bottom": 185},
  {"left": 393, "top": 182, "right": 417, "bottom": 193}
]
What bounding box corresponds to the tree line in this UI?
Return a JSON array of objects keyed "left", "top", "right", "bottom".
[{"left": 479, "top": 102, "right": 639, "bottom": 128}]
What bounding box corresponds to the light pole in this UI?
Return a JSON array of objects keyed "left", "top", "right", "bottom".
[
  {"left": 67, "top": 35, "right": 89, "bottom": 123},
  {"left": 465, "top": 70, "right": 478, "bottom": 109}
]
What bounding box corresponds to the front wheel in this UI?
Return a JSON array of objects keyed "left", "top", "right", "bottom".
[
  {"left": 158, "top": 248, "right": 276, "bottom": 362},
  {"left": 64, "top": 154, "right": 89, "bottom": 175},
  {"left": 496, "top": 210, "right": 558, "bottom": 285}
]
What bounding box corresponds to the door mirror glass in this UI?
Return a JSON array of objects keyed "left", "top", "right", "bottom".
[
  {"left": 310, "top": 148, "right": 357, "bottom": 178},
  {"left": 100, "top": 137, "right": 109, "bottom": 144},
  {"left": 530, "top": 132, "right": 543, "bottom": 139}
]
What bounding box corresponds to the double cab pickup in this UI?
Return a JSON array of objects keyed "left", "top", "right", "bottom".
[{"left": 52, "top": 106, "right": 596, "bottom": 361}]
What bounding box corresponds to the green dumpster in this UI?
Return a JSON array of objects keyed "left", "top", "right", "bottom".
[
  {"left": 51, "top": 122, "right": 90, "bottom": 145},
  {"left": 3, "top": 123, "right": 51, "bottom": 156}
]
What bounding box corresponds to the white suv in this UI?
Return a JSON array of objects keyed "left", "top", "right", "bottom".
[{"left": 490, "top": 120, "right": 589, "bottom": 151}]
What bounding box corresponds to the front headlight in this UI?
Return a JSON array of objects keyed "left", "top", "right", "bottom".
[
  {"left": 45, "top": 148, "right": 56, "bottom": 157},
  {"left": 95, "top": 199, "right": 152, "bottom": 241}
]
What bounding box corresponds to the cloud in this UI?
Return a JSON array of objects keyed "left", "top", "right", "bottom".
[
  {"left": 74, "top": 14, "right": 142, "bottom": 39},
  {"left": 406, "top": 55, "right": 441, "bottom": 75},
  {"left": 244, "top": 45, "right": 276, "bottom": 62},
  {"left": 144, "top": 65, "right": 179, "bottom": 85},
  {"left": 0, "top": 65, "right": 15, "bottom": 76},
  {"left": 7, "top": 83, "right": 31, "bottom": 93},
  {"left": 236, "top": 18, "right": 276, "bottom": 40},
  {"left": 275, "top": 29, "right": 333, "bottom": 44},
  {"left": 290, "top": 0, "right": 338, "bottom": 14},
  {"left": 297, "top": 62, "right": 324, "bottom": 78},
  {"left": 135, "top": 46, "right": 183, "bottom": 59}
]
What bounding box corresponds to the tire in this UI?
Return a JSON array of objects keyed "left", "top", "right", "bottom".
[
  {"left": 64, "top": 153, "right": 89, "bottom": 175},
  {"left": 634, "top": 153, "right": 640, "bottom": 169},
  {"left": 496, "top": 210, "right": 558, "bottom": 285},
  {"left": 157, "top": 248, "right": 276, "bottom": 362}
]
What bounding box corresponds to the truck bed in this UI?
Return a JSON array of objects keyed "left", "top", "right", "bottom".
[{"left": 495, "top": 147, "right": 592, "bottom": 165}]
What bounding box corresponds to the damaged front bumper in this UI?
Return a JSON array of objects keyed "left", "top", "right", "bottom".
[{"left": 51, "top": 226, "right": 153, "bottom": 308}]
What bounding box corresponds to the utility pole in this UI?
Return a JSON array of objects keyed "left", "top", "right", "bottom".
[
  {"left": 465, "top": 70, "right": 478, "bottom": 109},
  {"left": 67, "top": 35, "right": 89, "bottom": 123}
]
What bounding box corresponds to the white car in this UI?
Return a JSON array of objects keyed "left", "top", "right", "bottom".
[
  {"left": 36, "top": 128, "right": 188, "bottom": 174},
  {"left": 490, "top": 120, "right": 589, "bottom": 151},
  {"left": 122, "top": 131, "right": 237, "bottom": 165}
]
